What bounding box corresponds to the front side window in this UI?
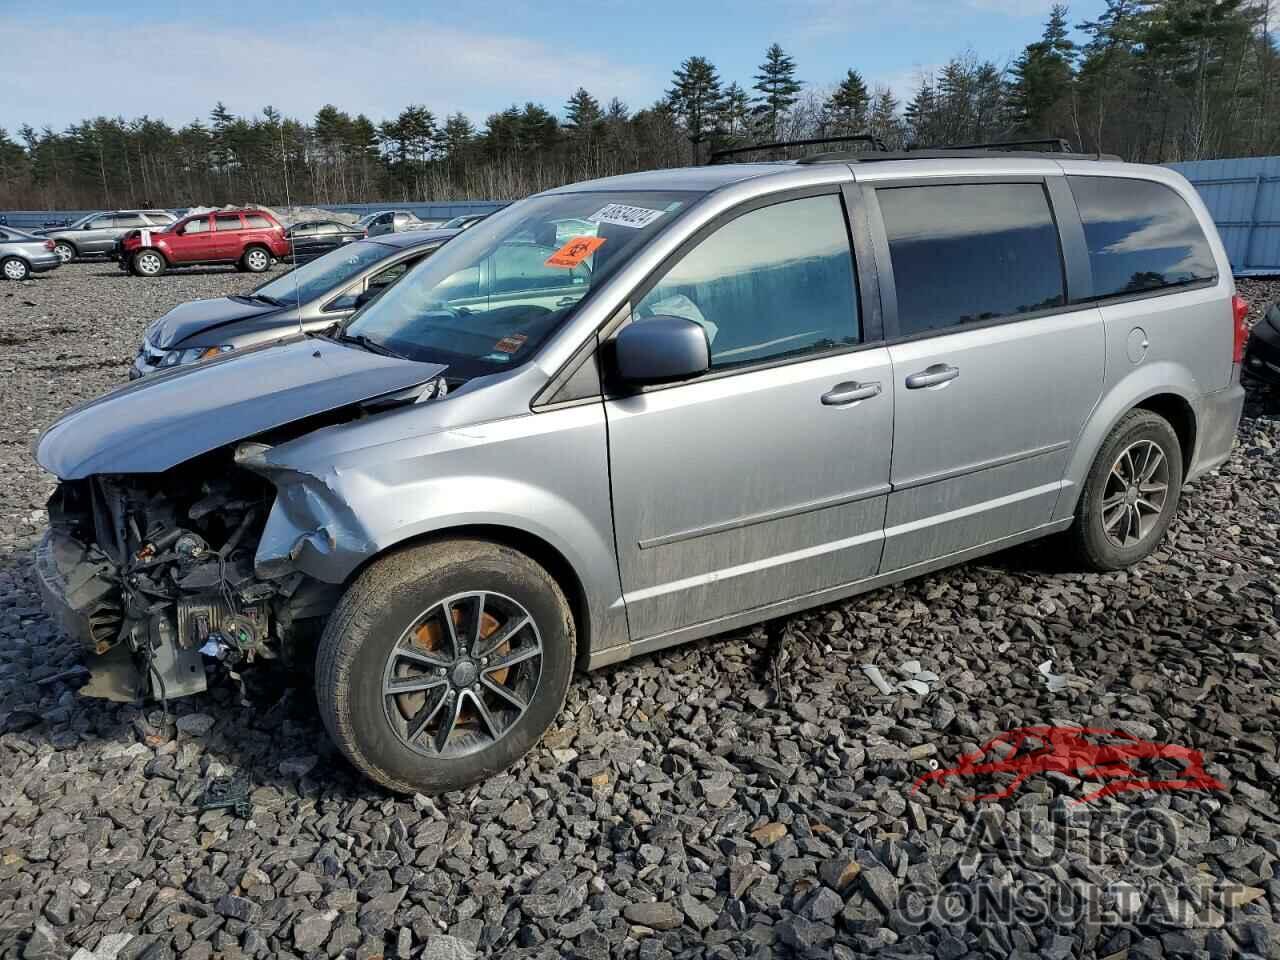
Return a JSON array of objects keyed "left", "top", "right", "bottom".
[
  {"left": 635, "top": 194, "right": 860, "bottom": 370},
  {"left": 215, "top": 213, "right": 243, "bottom": 231},
  {"left": 343, "top": 190, "right": 696, "bottom": 378},
  {"left": 878, "top": 182, "right": 1065, "bottom": 336},
  {"left": 1068, "top": 176, "right": 1217, "bottom": 299},
  {"left": 180, "top": 216, "right": 210, "bottom": 235}
]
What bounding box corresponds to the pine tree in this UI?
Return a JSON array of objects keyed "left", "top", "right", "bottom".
[
  {"left": 667, "top": 56, "right": 723, "bottom": 159},
  {"left": 752, "top": 43, "right": 802, "bottom": 137},
  {"left": 823, "top": 69, "right": 871, "bottom": 134},
  {"left": 565, "top": 88, "right": 603, "bottom": 134},
  {"left": 716, "top": 82, "right": 752, "bottom": 141},
  {"left": 1006, "top": 4, "right": 1078, "bottom": 134}
]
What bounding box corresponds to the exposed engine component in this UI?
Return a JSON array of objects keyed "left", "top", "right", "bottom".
[{"left": 40, "top": 449, "right": 335, "bottom": 700}]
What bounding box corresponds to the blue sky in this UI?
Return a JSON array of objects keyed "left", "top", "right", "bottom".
[{"left": 3, "top": 0, "right": 1108, "bottom": 132}]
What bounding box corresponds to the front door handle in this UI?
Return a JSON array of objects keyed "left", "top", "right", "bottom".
[
  {"left": 821, "top": 381, "right": 882, "bottom": 406},
  {"left": 905, "top": 364, "right": 960, "bottom": 390}
]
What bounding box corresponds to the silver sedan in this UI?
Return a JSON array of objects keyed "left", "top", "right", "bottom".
[{"left": 0, "top": 227, "right": 61, "bottom": 280}]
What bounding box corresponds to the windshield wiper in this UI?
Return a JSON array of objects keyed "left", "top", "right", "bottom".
[{"left": 338, "top": 332, "right": 409, "bottom": 360}]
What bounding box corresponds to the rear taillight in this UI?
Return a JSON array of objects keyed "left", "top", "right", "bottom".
[
  {"left": 44, "top": 240, "right": 55, "bottom": 251},
  {"left": 1232, "top": 294, "right": 1250, "bottom": 363}
]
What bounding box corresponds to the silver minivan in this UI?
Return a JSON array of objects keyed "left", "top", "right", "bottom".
[{"left": 35, "top": 149, "right": 1246, "bottom": 793}]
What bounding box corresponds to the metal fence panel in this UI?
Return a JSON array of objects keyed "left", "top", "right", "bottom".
[{"left": 1167, "top": 156, "right": 1280, "bottom": 276}]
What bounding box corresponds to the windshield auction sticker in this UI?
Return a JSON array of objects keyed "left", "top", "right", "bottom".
[
  {"left": 545, "top": 235, "right": 606, "bottom": 268},
  {"left": 588, "top": 203, "right": 665, "bottom": 229}
]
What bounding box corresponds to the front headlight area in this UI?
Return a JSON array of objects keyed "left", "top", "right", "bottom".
[{"left": 161, "top": 344, "right": 235, "bottom": 368}]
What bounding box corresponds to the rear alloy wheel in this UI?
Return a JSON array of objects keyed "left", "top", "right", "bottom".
[
  {"left": 53, "top": 242, "right": 75, "bottom": 264},
  {"left": 316, "top": 539, "right": 575, "bottom": 794},
  {"left": 1068, "top": 409, "right": 1183, "bottom": 571},
  {"left": 241, "top": 247, "right": 271, "bottom": 273},
  {"left": 1, "top": 257, "right": 30, "bottom": 281},
  {"left": 132, "top": 250, "right": 166, "bottom": 277}
]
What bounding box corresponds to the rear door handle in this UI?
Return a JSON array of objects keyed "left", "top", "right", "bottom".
[
  {"left": 821, "top": 381, "right": 882, "bottom": 406},
  {"left": 904, "top": 364, "right": 960, "bottom": 390}
]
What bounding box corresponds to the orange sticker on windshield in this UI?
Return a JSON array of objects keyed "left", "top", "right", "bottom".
[
  {"left": 545, "top": 235, "right": 605, "bottom": 268},
  {"left": 494, "top": 333, "right": 527, "bottom": 354}
]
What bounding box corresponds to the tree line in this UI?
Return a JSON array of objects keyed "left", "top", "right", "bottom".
[{"left": 1, "top": 0, "right": 1277, "bottom": 211}]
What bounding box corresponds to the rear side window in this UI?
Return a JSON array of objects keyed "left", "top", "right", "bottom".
[
  {"left": 1068, "top": 176, "right": 1217, "bottom": 300},
  {"left": 114, "top": 214, "right": 148, "bottom": 228},
  {"left": 215, "top": 213, "right": 244, "bottom": 231},
  {"left": 245, "top": 214, "right": 273, "bottom": 229},
  {"left": 879, "top": 183, "right": 1065, "bottom": 337},
  {"left": 635, "top": 194, "right": 860, "bottom": 370},
  {"left": 143, "top": 213, "right": 173, "bottom": 226}
]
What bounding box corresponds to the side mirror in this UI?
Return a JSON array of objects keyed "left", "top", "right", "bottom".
[{"left": 613, "top": 315, "right": 710, "bottom": 385}]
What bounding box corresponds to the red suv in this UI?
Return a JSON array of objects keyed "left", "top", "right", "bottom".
[{"left": 118, "top": 210, "right": 290, "bottom": 276}]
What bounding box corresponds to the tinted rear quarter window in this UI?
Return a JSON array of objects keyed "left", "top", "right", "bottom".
[
  {"left": 1068, "top": 176, "right": 1217, "bottom": 299},
  {"left": 245, "top": 214, "right": 273, "bottom": 229},
  {"left": 878, "top": 182, "right": 1065, "bottom": 337}
]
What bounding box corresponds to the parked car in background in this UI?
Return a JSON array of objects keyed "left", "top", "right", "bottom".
[
  {"left": 439, "top": 213, "right": 492, "bottom": 231},
  {"left": 1243, "top": 302, "right": 1280, "bottom": 386},
  {"left": 0, "top": 226, "right": 61, "bottom": 280},
  {"left": 117, "top": 209, "right": 290, "bottom": 276},
  {"left": 132, "top": 229, "right": 458, "bottom": 377},
  {"left": 284, "top": 220, "right": 367, "bottom": 262},
  {"left": 355, "top": 209, "right": 424, "bottom": 236},
  {"left": 34, "top": 147, "right": 1245, "bottom": 795},
  {"left": 39, "top": 210, "right": 177, "bottom": 263}
]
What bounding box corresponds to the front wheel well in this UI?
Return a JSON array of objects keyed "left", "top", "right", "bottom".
[
  {"left": 1135, "top": 393, "right": 1196, "bottom": 476},
  {"left": 348, "top": 525, "right": 591, "bottom": 670}
]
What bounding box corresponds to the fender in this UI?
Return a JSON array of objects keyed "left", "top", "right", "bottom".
[
  {"left": 1052, "top": 359, "right": 1199, "bottom": 523},
  {"left": 245, "top": 400, "right": 630, "bottom": 656}
]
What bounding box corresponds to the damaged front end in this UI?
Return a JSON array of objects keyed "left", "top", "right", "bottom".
[{"left": 36, "top": 450, "right": 335, "bottom": 701}]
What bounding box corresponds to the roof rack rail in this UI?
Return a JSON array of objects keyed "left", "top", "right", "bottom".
[
  {"left": 922, "top": 137, "right": 1076, "bottom": 153},
  {"left": 707, "top": 134, "right": 888, "bottom": 165}
]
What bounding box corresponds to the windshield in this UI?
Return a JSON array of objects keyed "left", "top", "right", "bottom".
[
  {"left": 253, "top": 240, "right": 399, "bottom": 305},
  {"left": 343, "top": 190, "right": 697, "bottom": 376}
]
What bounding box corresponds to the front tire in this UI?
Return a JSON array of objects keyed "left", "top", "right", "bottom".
[
  {"left": 53, "top": 242, "right": 76, "bottom": 264},
  {"left": 1068, "top": 409, "right": 1183, "bottom": 571},
  {"left": 241, "top": 246, "right": 271, "bottom": 273},
  {"left": 316, "top": 539, "right": 576, "bottom": 794},
  {"left": 1, "top": 257, "right": 29, "bottom": 281},
  {"left": 131, "top": 249, "right": 166, "bottom": 277}
]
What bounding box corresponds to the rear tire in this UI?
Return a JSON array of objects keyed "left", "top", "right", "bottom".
[
  {"left": 131, "top": 249, "right": 166, "bottom": 277},
  {"left": 1067, "top": 410, "right": 1183, "bottom": 571},
  {"left": 316, "top": 539, "right": 576, "bottom": 794},
  {"left": 53, "top": 242, "right": 76, "bottom": 264},
  {"left": 1, "top": 257, "right": 29, "bottom": 281},
  {"left": 241, "top": 246, "right": 271, "bottom": 273}
]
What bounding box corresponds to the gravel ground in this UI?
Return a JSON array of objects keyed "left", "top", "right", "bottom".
[{"left": 0, "top": 262, "right": 1277, "bottom": 960}]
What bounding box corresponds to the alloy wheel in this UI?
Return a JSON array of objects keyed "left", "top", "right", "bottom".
[
  {"left": 246, "top": 249, "right": 269, "bottom": 271},
  {"left": 136, "top": 252, "right": 162, "bottom": 276},
  {"left": 380, "top": 591, "right": 543, "bottom": 759},
  {"left": 1101, "top": 439, "right": 1170, "bottom": 549},
  {"left": 54, "top": 244, "right": 74, "bottom": 264}
]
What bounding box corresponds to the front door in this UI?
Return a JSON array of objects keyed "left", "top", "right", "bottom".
[
  {"left": 171, "top": 215, "right": 216, "bottom": 263},
  {"left": 605, "top": 191, "right": 893, "bottom": 642},
  {"left": 869, "top": 179, "right": 1105, "bottom": 571}
]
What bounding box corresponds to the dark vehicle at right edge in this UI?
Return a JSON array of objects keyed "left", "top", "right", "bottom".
[{"left": 1243, "top": 302, "right": 1280, "bottom": 388}]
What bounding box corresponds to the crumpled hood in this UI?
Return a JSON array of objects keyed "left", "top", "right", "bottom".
[
  {"left": 147, "top": 296, "right": 283, "bottom": 348},
  {"left": 36, "top": 337, "right": 447, "bottom": 479}
]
